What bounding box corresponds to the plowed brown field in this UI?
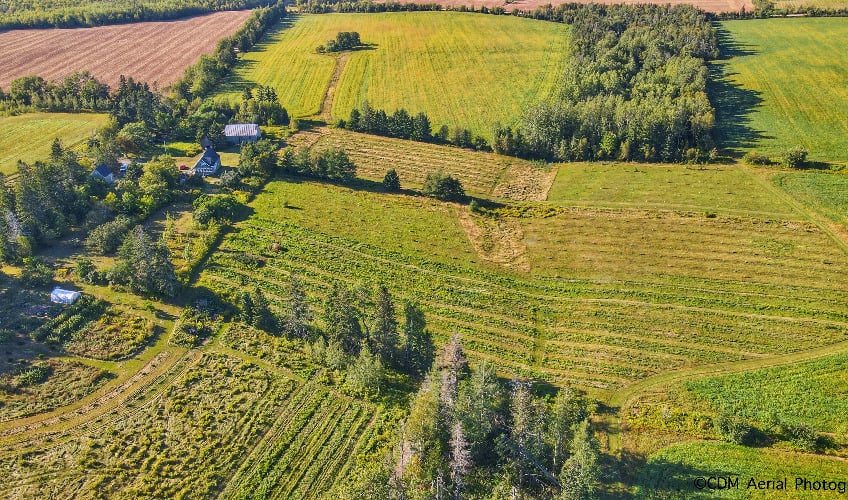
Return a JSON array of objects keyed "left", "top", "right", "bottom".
[
  {"left": 380, "top": 0, "right": 751, "bottom": 13},
  {"left": 0, "top": 10, "right": 252, "bottom": 89}
]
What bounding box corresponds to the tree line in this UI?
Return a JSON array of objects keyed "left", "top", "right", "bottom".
[
  {"left": 338, "top": 334, "right": 601, "bottom": 499},
  {"left": 0, "top": 0, "right": 272, "bottom": 30}
]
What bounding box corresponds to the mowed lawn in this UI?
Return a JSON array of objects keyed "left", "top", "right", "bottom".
[
  {"left": 717, "top": 19, "right": 848, "bottom": 163},
  {"left": 226, "top": 12, "right": 570, "bottom": 136},
  {"left": 0, "top": 113, "right": 108, "bottom": 175}
]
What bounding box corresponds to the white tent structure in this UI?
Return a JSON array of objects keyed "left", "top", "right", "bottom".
[{"left": 50, "top": 287, "right": 81, "bottom": 305}]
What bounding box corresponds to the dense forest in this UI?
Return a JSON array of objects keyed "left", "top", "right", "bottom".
[{"left": 0, "top": 0, "right": 272, "bottom": 30}]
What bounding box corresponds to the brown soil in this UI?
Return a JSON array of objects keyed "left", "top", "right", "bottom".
[
  {"left": 0, "top": 10, "right": 253, "bottom": 89},
  {"left": 492, "top": 162, "right": 559, "bottom": 202}
]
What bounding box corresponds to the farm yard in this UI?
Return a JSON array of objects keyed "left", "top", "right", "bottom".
[
  {"left": 0, "top": 10, "right": 253, "bottom": 89},
  {"left": 223, "top": 12, "right": 570, "bottom": 137},
  {"left": 0, "top": 113, "right": 109, "bottom": 175}
]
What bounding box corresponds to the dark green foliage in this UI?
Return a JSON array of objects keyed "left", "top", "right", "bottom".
[
  {"left": 171, "top": 306, "right": 213, "bottom": 347},
  {"left": 193, "top": 194, "right": 241, "bottom": 224},
  {"left": 235, "top": 85, "right": 289, "bottom": 126},
  {"left": 282, "top": 146, "right": 357, "bottom": 183},
  {"left": 369, "top": 284, "right": 398, "bottom": 366},
  {"left": 382, "top": 168, "right": 401, "bottom": 192},
  {"left": 4, "top": 72, "right": 110, "bottom": 112},
  {"left": 31, "top": 295, "right": 107, "bottom": 343},
  {"left": 249, "top": 286, "right": 277, "bottom": 333},
  {"left": 85, "top": 216, "right": 133, "bottom": 254},
  {"left": 742, "top": 150, "right": 772, "bottom": 165},
  {"left": 782, "top": 422, "right": 819, "bottom": 451},
  {"left": 781, "top": 146, "right": 808, "bottom": 168},
  {"left": 402, "top": 301, "right": 434, "bottom": 379},
  {"left": 322, "top": 281, "right": 363, "bottom": 355},
  {"left": 317, "top": 31, "right": 362, "bottom": 53},
  {"left": 238, "top": 138, "right": 279, "bottom": 178},
  {"left": 74, "top": 258, "right": 100, "bottom": 284},
  {"left": 559, "top": 420, "right": 602, "bottom": 500},
  {"left": 714, "top": 412, "right": 754, "bottom": 445},
  {"left": 220, "top": 169, "right": 240, "bottom": 188},
  {"left": 282, "top": 273, "right": 312, "bottom": 340},
  {"left": 345, "top": 342, "right": 384, "bottom": 398},
  {"left": 422, "top": 172, "right": 465, "bottom": 202},
  {"left": 19, "top": 257, "right": 53, "bottom": 287},
  {"left": 109, "top": 226, "right": 177, "bottom": 298}
]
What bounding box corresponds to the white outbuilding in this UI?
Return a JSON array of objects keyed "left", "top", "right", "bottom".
[{"left": 50, "top": 287, "right": 81, "bottom": 305}]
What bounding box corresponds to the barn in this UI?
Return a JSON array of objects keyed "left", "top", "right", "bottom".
[
  {"left": 193, "top": 148, "right": 221, "bottom": 176},
  {"left": 224, "top": 124, "right": 261, "bottom": 144}
]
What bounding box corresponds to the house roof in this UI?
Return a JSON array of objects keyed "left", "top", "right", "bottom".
[
  {"left": 92, "top": 164, "right": 112, "bottom": 178},
  {"left": 201, "top": 148, "right": 220, "bottom": 163},
  {"left": 224, "top": 124, "right": 261, "bottom": 137}
]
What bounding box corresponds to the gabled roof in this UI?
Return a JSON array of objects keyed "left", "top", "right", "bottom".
[
  {"left": 92, "top": 164, "right": 113, "bottom": 178},
  {"left": 201, "top": 148, "right": 220, "bottom": 164},
  {"left": 224, "top": 124, "right": 261, "bottom": 137}
]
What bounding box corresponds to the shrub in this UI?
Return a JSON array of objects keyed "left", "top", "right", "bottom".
[
  {"left": 783, "top": 422, "right": 818, "bottom": 451},
  {"left": 85, "top": 216, "right": 133, "bottom": 254},
  {"left": 714, "top": 413, "right": 754, "bottom": 445},
  {"left": 20, "top": 257, "right": 52, "bottom": 287},
  {"left": 422, "top": 172, "right": 465, "bottom": 202},
  {"left": 382, "top": 169, "right": 400, "bottom": 192},
  {"left": 742, "top": 150, "right": 771, "bottom": 165},
  {"left": 75, "top": 258, "right": 100, "bottom": 284},
  {"left": 781, "top": 146, "right": 808, "bottom": 168}
]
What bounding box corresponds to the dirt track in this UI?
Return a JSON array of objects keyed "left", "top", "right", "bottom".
[{"left": 0, "top": 10, "right": 252, "bottom": 89}]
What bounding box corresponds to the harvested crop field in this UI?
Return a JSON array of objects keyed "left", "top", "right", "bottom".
[
  {"left": 377, "top": 0, "right": 752, "bottom": 13},
  {"left": 0, "top": 10, "right": 253, "bottom": 89}
]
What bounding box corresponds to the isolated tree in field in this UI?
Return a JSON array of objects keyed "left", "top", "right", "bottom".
[
  {"left": 283, "top": 272, "right": 312, "bottom": 339},
  {"left": 383, "top": 169, "right": 401, "bottom": 192},
  {"left": 250, "top": 286, "right": 276, "bottom": 333},
  {"left": 238, "top": 290, "right": 254, "bottom": 325},
  {"left": 423, "top": 172, "right": 465, "bottom": 202},
  {"left": 781, "top": 146, "right": 808, "bottom": 168},
  {"left": 559, "top": 420, "right": 601, "bottom": 500}
]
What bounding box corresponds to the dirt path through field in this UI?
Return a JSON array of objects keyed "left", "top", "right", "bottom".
[{"left": 318, "top": 54, "right": 350, "bottom": 123}]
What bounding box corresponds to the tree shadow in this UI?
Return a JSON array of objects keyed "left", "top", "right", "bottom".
[
  {"left": 708, "top": 27, "right": 769, "bottom": 158},
  {"left": 615, "top": 451, "right": 740, "bottom": 499}
]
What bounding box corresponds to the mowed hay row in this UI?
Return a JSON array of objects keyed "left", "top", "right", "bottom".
[
  {"left": 311, "top": 128, "right": 551, "bottom": 198},
  {"left": 0, "top": 113, "right": 110, "bottom": 175},
  {"left": 200, "top": 215, "right": 848, "bottom": 389},
  {"left": 0, "top": 353, "right": 295, "bottom": 498},
  {"left": 523, "top": 209, "right": 848, "bottom": 293},
  {"left": 226, "top": 12, "right": 570, "bottom": 136},
  {"left": 0, "top": 10, "right": 253, "bottom": 89},
  {"left": 716, "top": 19, "right": 848, "bottom": 163}
]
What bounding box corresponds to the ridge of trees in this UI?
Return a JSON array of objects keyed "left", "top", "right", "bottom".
[{"left": 0, "top": 0, "right": 273, "bottom": 31}]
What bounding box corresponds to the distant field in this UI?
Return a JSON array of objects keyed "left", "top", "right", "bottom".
[
  {"left": 636, "top": 441, "right": 848, "bottom": 498},
  {"left": 0, "top": 113, "right": 108, "bottom": 175},
  {"left": 716, "top": 19, "right": 848, "bottom": 163},
  {"left": 379, "top": 0, "right": 752, "bottom": 13},
  {"left": 0, "top": 10, "right": 253, "bottom": 89},
  {"left": 773, "top": 171, "right": 848, "bottom": 229},
  {"left": 547, "top": 163, "right": 798, "bottom": 218},
  {"left": 225, "top": 12, "right": 570, "bottom": 137},
  {"left": 686, "top": 352, "right": 848, "bottom": 433},
  {"left": 310, "top": 127, "right": 558, "bottom": 200}
]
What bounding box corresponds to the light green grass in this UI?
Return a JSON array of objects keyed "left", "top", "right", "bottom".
[
  {"left": 0, "top": 113, "right": 108, "bottom": 175},
  {"left": 546, "top": 163, "right": 800, "bottom": 218},
  {"left": 685, "top": 352, "right": 848, "bottom": 433},
  {"left": 716, "top": 19, "right": 848, "bottom": 163},
  {"left": 225, "top": 12, "right": 570, "bottom": 137},
  {"left": 636, "top": 441, "right": 848, "bottom": 498},
  {"left": 773, "top": 171, "right": 848, "bottom": 228},
  {"left": 774, "top": 0, "right": 848, "bottom": 9}
]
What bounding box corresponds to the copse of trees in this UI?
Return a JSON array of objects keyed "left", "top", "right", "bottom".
[
  {"left": 422, "top": 172, "right": 465, "bottom": 202},
  {"left": 281, "top": 146, "right": 357, "bottom": 183},
  {"left": 316, "top": 31, "right": 362, "bottom": 53}
]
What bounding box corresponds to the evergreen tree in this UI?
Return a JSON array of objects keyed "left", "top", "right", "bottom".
[
  {"left": 251, "top": 286, "right": 276, "bottom": 332},
  {"left": 403, "top": 301, "right": 434, "bottom": 378},
  {"left": 346, "top": 342, "right": 384, "bottom": 398},
  {"left": 113, "top": 226, "right": 177, "bottom": 297},
  {"left": 370, "top": 284, "right": 398, "bottom": 365},
  {"left": 559, "top": 420, "right": 601, "bottom": 500},
  {"left": 238, "top": 290, "right": 254, "bottom": 325},
  {"left": 382, "top": 169, "right": 400, "bottom": 192},
  {"left": 284, "top": 272, "right": 312, "bottom": 339},
  {"left": 323, "top": 281, "right": 362, "bottom": 355}
]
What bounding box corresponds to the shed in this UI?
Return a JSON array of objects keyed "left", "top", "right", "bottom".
[
  {"left": 193, "top": 148, "right": 221, "bottom": 176},
  {"left": 50, "top": 287, "right": 81, "bottom": 305},
  {"left": 91, "top": 164, "right": 115, "bottom": 184},
  {"left": 224, "top": 124, "right": 262, "bottom": 144}
]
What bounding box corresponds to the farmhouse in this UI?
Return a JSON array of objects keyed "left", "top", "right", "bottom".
[
  {"left": 224, "top": 124, "right": 261, "bottom": 144},
  {"left": 90, "top": 164, "right": 115, "bottom": 184},
  {"left": 193, "top": 147, "right": 221, "bottom": 176},
  {"left": 50, "top": 287, "right": 81, "bottom": 305}
]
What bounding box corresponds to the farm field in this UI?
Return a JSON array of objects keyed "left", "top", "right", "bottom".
[
  {"left": 0, "top": 113, "right": 109, "bottom": 175},
  {"left": 0, "top": 10, "right": 253, "bottom": 89},
  {"left": 310, "top": 127, "right": 559, "bottom": 200},
  {"left": 546, "top": 163, "right": 798, "bottom": 218},
  {"left": 197, "top": 175, "right": 848, "bottom": 390},
  {"left": 715, "top": 19, "right": 848, "bottom": 164},
  {"left": 685, "top": 352, "right": 848, "bottom": 433},
  {"left": 773, "top": 171, "right": 848, "bottom": 230},
  {"left": 379, "top": 0, "right": 752, "bottom": 13},
  {"left": 224, "top": 12, "right": 570, "bottom": 137},
  {"left": 636, "top": 441, "right": 848, "bottom": 498}
]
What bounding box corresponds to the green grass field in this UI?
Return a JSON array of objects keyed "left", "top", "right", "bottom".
[
  {"left": 685, "top": 353, "right": 848, "bottom": 433},
  {"left": 636, "top": 441, "right": 848, "bottom": 498},
  {"left": 0, "top": 113, "right": 108, "bottom": 175},
  {"left": 773, "top": 171, "right": 848, "bottom": 228},
  {"left": 716, "top": 19, "right": 848, "bottom": 163},
  {"left": 225, "top": 12, "right": 569, "bottom": 137}
]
